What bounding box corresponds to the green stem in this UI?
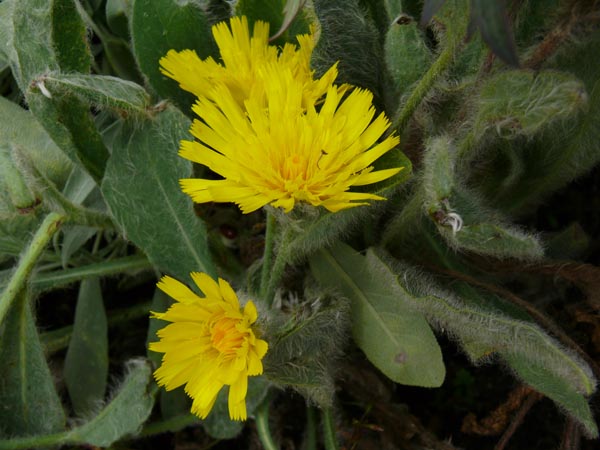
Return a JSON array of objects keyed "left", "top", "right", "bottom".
[
  {"left": 322, "top": 407, "right": 339, "bottom": 450},
  {"left": 0, "top": 212, "right": 64, "bottom": 325},
  {"left": 393, "top": 40, "right": 458, "bottom": 134},
  {"left": 30, "top": 254, "right": 152, "bottom": 292},
  {"left": 255, "top": 396, "right": 279, "bottom": 450},
  {"left": 304, "top": 406, "right": 318, "bottom": 450},
  {"left": 12, "top": 147, "right": 114, "bottom": 229},
  {"left": 259, "top": 211, "right": 277, "bottom": 299},
  {"left": 139, "top": 414, "right": 200, "bottom": 437},
  {"left": 0, "top": 432, "right": 67, "bottom": 450},
  {"left": 263, "top": 238, "right": 290, "bottom": 308}
]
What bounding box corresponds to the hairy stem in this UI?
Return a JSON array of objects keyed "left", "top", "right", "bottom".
[
  {"left": 393, "top": 40, "right": 458, "bottom": 133},
  {"left": 0, "top": 212, "right": 64, "bottom": 325},
  {"left": 260, "top": 211, "right": 277, "bottom": 300}
]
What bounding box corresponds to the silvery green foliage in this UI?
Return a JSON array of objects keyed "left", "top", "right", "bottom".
[{"left": 0, "top": 0, "right": 598, "bottom": 447}]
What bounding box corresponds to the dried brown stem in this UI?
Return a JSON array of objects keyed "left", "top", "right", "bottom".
[{"left": 493, "top": 390, "right": 543, "bottom": 450}]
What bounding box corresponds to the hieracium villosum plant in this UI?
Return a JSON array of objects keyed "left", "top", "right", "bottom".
[{"left": 0, "top": 0, "right": 598, "bottom": 449}]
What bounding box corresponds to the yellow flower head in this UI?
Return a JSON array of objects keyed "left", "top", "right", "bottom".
[
  {"left": 149, "top": 273, "right": 268, "bottom": 421},
  {"left": 159, "top": 15, "right": 337, "bottom": 107},
  {"left": 179, "top": 64, "right": 402, "bottom": 213}
]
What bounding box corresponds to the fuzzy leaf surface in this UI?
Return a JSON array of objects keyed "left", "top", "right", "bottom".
[
  {"left": 472, "top": 71, "right": 586, "bottom": 141},
  {"left": 0, "top": 96, "right": 72, "bottom": 188},
  {"left": 64, "top": 278, "right": 109, "bottom": 416},
  {"left": 310, "top": 243, "right": 445, "bottom": 387},
  {"left": 383, "top": 255, "right": 597, "bottom": 398},
  {"left": 9, "top": 0, "right": 109, "bottom": 182},
  {"left": 66, "top": 359, "right": 155, "bottom": 446},
  {"left": 0, "top": 290, "right": 66, "bottom": 437},
  {"left": 131, "top": 0, "right": 216, "bottom": 111},
  {"left": 504, "top": 353, "right": 598, "bottom": 437},
  {"left": 101, "top": 106, "right": 215, "bottom": 281},
  {"left": 423, "top": 136, "right": 543, "bottom": 260},
  {"left": 43, "top": 74, "right": 150, "bottom": 116},
  {"left": 312, "top": 0, "right": 386, "bottom": 107}
]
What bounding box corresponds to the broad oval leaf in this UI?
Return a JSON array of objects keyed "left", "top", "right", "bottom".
[
  {"left": 101, "top": 106, "right": 216, "bottom": 282},
  {"left": 310, "top": 243, "right": 445, "bottom": 387},
  {"left": 131, "top": 0, "right": 216, "bottom": 112}
]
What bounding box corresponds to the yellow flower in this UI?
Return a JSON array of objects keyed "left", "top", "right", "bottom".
[
  {"left": 159, "top": 16, "right": 337, "bottom": 107},
  {"left": 179, "top": 64, "right": 403, "bottom": 213},
  {"left": 149, "top": 273, "right": 268, "bottom": 421}
]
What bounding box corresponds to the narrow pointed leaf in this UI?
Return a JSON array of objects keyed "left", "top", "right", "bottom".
[
  {"left": 504, "top": 353, "right": 598, "bottom": 437},
  {"left": 0, "top": 290, "right": 66, "bottom": 437},
  {"left": 64, "top": 278, "right": 109, "bottom": 416}
]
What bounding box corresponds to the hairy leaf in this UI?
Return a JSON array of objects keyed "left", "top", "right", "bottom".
[
  {"left": 66, "top": 359, "right": 155, "bottom": 446},
  {"left": 504, "top": 353, "right": 598, "bottom": 437},
  {"left": 0, "top": 290, "right": 66, "bottom": 437},
  {"left": 42, "top": 73, "right": 151, "bottom": 116},
  {"left": 101, "top": 106, "right": 216, "bottom": 282}
]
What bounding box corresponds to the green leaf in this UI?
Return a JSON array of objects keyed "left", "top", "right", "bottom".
[
  {"left": 51, "top": 0, "right": 92, "bottom": 72},
  {"left": 504, "top": 353, "right": 598, "bottom": 438},
  {"left": 236, "top": 0, "right": 286, "bottom": 33},
  {"left": 310, "top": 243, "right": 445, "bottom": 387},
  {"left": 482, "top": 32, "right": 600, "bottom": 214},
  {"left": 0, "top": 96, "right": 72, "bottom": 189},
  {"left": 60, "top": 225, "right": 97, "bottom": 267},
  {"left": 472, "top": 70, "right": 587, "bottom": 142},
  {"left": 101, "top": 106, "right": 216, "bottom": 281},
  {"left": 312, "top": 0, "right": 386, "bottom": 107},
  {"left": 64, "top": 278, "right": 109, "bottom": 416},
  {"left": 423, "top": 136, "right": 544, "bottom": 260},
  {"left": 42, "top": 73, "right": 151, "bottom": 116},
  {"left": 470, "top": 0, "right": 518, "bottom": 67},
  {"left": 8, "top": 0, "right": 109, "bottom": 182},
  {"left": 385, "top": 16, "right": 433, "bottom": 96},
  {"left": 269, "top": 0, "right": 306, "bottom": 41},
  {"left": 263, "top": 298, "right": 349, "bottom": 406},
  {"left": 0, "top": 289, "right": 66, "bottom": 437},
  {"left": 0, "top": 144, "right": 35, "bottom": 210},
  {"left": 66, "top": 359, "right": 155, "bottom": 447},
  {"left": 106, "top": 0, "right": 131, "bottom": 39},
  {"left": 202, "top": 376, "right": 270, "bottom": 439},
  {"left": 131, "top": 0, "right": 216, "bottom": 111},
  {"left": 386, "top": 260, "right": 597, "bottom": 397}
]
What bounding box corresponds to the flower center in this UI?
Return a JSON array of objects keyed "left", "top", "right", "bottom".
[{"left": 210, "top": 316, "right": 245, "bottom": 355}]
